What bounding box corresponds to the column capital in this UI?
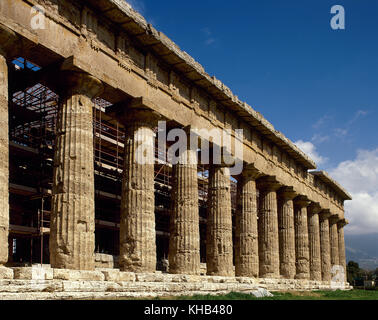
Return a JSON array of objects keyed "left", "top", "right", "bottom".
[
  {"left": 294, "top": 195, "right": 311, "bottom": 208},
  {"left": 277, "top": 186, "right": 298, "bottom": 200},
  {"left": 242, "top": 163, "right": 263, "bottom": 179},
  {"left": 56, "top": 71, "right": 103, "bottom": 99},
  {"left": 0, "top": 23, "right": 21, "bottom": 58},
  {"left": 337, "top": 218, "right": 348, "bottom": 228},
  {"left": 319, "top": 209, "right": 331, "bottom": 220},
  {"left": 256, "top": 176, "right": 282, "bottom": 191},
  {"left": 329, "top": 214, "right": 340, "bottom": 224},
  {"left": 308, "top": 202, "right": 322, "bottom": 215},
  {"left": 107, "top": 97, "right": 162, "bottom": 128}
]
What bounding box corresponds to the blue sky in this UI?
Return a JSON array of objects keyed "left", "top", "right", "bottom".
[{"left": 127, "top": 0, "right": 378, "bottom": 236}]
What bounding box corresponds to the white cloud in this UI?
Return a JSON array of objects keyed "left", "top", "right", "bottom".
[
  {"left": 294, "top": 140, "right": 328, "bottom": 165},
  {"left": 311, "top": 133, "right": 330, "bottom": 144},
  {"left": 328, "top": 148, "right": 378, "bottom": 235},
  {"left": 202, "top": 27, "right": 216, "bottom": 46}
]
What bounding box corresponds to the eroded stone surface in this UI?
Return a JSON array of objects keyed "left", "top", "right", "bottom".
[
  {"left": 206, "top": 166, "right": 234, "bottom": 276},
  {"left": 319, "top": 211, "right": 332, "bottom": 282},
  {"left": 119, "top": 108, "right": 158, "bottom": 273},
  {"left": 50, "top": 72, "right": 103, "bottom": 270},
  {"left": 169, "top": 148, "right": 200, "bottom": 275},
  {"left": 0, "top": 53, "right": 9, "bottom": 267},
  {"left": 308, "top": 203, "right": 322, "bottom": 281},
  {"left": 235, "top": 168, "right": 260, "bottom": 278},
  {"left": 294, "top": 197, "right": 311, "bottom": 280},
  {"left": 329, "top": 215, "right": 340, "bottom": 268},
  {"left": 277, "top": 187, "right": 297, "bottom": 279},
  {"left": 0, "top": 267, "right": 13, "bottom": 280},
  {"left": 257, "top": 177, "right": 281, "bottom": 279}
]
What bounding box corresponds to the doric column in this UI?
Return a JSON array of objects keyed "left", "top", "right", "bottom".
[
  {"left": 294, "top": 196, "right": 311, "bottom": 279},
  {"left": 116, "top": 99, "right": 160, "bottom": 273},
  {"left": 319, "top": 210, "right": 331, "bottom": 282},
  {"left": 338, "top": 219, "right": 348, "bottom": 282},
  {"left": 277, "top": 187, "right": 297, "bottom": 279},
  {"left": 50, "top": 71, "right": 103, "bottom": 270},
  {"left": 308, "top": 202, "right": 322, "bottom": 281},
  {"left": 206, "top": 165, "right": 234, "bottom": 276},
  {"left": 169, "top": 129, "right": 200, "bottom": 275},
  {"left": 235, "top": 164, "right": 261, "bottom": 278},
  {"left": 329, "top": 215, "right": 340, "bottom": 269},
  {"left": 256, "top": 176, "right": 281, "bottom": 279},
  {"left": 0, "top": 25, "right": 18, "bottom": 267}
]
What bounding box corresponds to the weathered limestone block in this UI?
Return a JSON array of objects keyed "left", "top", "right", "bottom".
[
  {"left": 329, "top": 215, "right": 340, "bottom": 269},
  {"left": 13, "top": 266, "right": 53, "bottom": 280},
  {"left": 100, "top": 269, "right": 135, "bottom": 282},
  {"left": 94, "top": 253, "right": 117, "bottom": 269},
  {"left": 308, "top": 203, "right": 322, "bottom": 281},
  {"left": 53, "top": 269, "right": 105, "bottom": 281},
  {"left": 277, "top": 187, "right": 297, "bottom": 279},
  {"left": 0, "top": 24, "right": 19, "bottom": 267},
  {"left": 50, "top": 71, "right": 103, "bottom": 270},
  {"left": 0, "top": 267, "right": 13, "bottom": 279},
  {"left": 256, "top": 177, "right": 281, "bottom": 279},
  {"left": 338, "top": 219, "right": 348, "bottom": 282},
  {"left": 235, "top": 165, "right": 260, "bottom": 278},
  {"left": 319, "top": 210, "right": 332, "bottom": 282},
  {"left": 294, "top": 196, "right": 311, "bottom": 279},
  {"left": 135, "top": 273, "right": 166, "bottom": 282},
  {"left": 206, "top": 166, "right": 234, "bottom": 276},
  {"left": 117, "top": 101, "right": 160, "bottom": 273},
  {"left": 169, "top": 145, "right": 200, "bottom": 275}
]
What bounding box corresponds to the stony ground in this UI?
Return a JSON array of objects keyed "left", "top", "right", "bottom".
[
  {"left": 172, "top": 289, "right": 378, "bottom": 300},
  {"left": 98, "top": 289, "right": 378, "bottom": 300}
]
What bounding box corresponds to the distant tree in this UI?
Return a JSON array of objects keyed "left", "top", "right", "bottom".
[{"left": 347, "top": 261, "right": 362, "bottom": 284}]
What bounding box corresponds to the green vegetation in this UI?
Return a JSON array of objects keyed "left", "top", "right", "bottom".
[{"left": 154, "top": 289, "right": 378, "bottom": 301}]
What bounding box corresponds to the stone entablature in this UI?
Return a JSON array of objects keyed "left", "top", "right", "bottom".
[{"left": 0, "top": 0, "right": 349, "bottom": 219}]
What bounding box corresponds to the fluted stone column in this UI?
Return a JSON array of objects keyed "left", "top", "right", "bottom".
[
  {"left": 294, "top": 196, "right": 311, "bottom": 279},
  {"left": 277, "top": 187, "right": 297, "bottom": 279},
  {"left": 206, "top": 165, "right": 234, "bottom": 276},
  {"left": 338, "top": 219, "right": 348, "bottom": 282},
  {"left": 0, "top": 48, "right": 9, "bottom": 267},
  {"left": 256, "top": 176, "right": 281, "bottom": 279},
  {"left": 50, "top": 72, "right": 103, "bottom": 270},
  {"left": 0, "top": 25, "right": 18, "bottom": 268},
  {"left": 235, "top": 164, "right": 261, "bottom": 278},
  {"left": 319, "top": 210, "right": 331, "bottom": 282},
  {"left": 308, "top": 202, "right": 322, "bottom": 281},
  {"left": 118, "top": 102, "right": 160, "bottom": 273},
  {"left": 329, "top": 215, "right": 340, "bottom": 269},
  {"left": 169, "top": 143, "right": 200, "bottom": 275}
]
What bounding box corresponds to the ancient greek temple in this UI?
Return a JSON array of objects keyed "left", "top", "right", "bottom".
[{"left": 0, "top": 0, "right": 352, "bottom": 298}]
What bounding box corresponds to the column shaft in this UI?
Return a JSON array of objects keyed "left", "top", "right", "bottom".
[
  {"left": 50, "top": 73, "right": 102, "bottom": 270},
  {"left": 120, "top": 120, "right": 156, "bottom": 273},
  {"left": 235, "top": 173, "right": 259, "bottom": 277},
  {"left": 319, "top": 212, "right": 331, "bottom": 281},
  {"left": 0, "top": 54, "right": 9, "bottom": 266},
  {"left": 277, "top": 188, "right": 296, "bottom": 279},
  {"left": 308, "top": 204, "right": 322, "bottom": 281},
  {"left": 329, "top": 216, "right": 340, "bottom": 268},
  {"left": 206, "top": 166, "right": 233, "bottom": 276},
  {"left": 338, "top": 221, "right": 347, "bottom": 282},
  {"left": 257, "top": 178, "right": 280, "bottom": 278},
  {"left": 294, "top": 198, "right": 310, "bottom": 279},
  {"left": 169, "top": 149, "right": 200, "bottom": 275}
]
